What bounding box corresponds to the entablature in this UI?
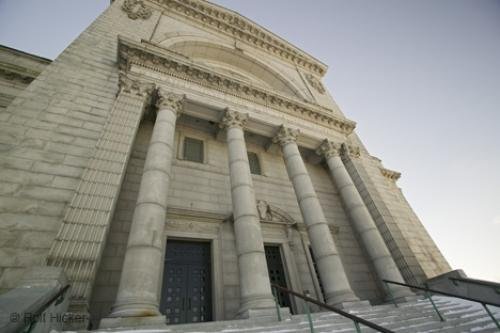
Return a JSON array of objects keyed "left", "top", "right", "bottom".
[{"left": 118, "top": 37, "right": 356, "bottom": 136}]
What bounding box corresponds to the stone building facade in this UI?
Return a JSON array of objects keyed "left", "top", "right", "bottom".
[{"left": 0, "top": 0, "right": 451, "bottom": 329}]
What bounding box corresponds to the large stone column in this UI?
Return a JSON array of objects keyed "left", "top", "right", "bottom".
[
  {"left": 220, "top": 109, "right": 276, "bottom": 317},
  {"left": 273, "top": 126, "right": 360, "bottom": 307},
  {"left": 108, "top": 90, "right": 183, "bottom": 319},
  {"left": 317, "top": 140, "right": 412, "bottom": 300}
]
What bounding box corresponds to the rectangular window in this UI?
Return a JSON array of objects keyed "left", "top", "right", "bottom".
[
  {"left": 183, "top": 137, "right": 204, "bottom": 163},
  {"left": 248, "top": 152, "right": 261, "bottom": 175}
]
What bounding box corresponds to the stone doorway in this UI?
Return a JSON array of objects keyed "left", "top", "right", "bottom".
[
  {"left": 160, "top": 240, "right": 212, "bottom": 324},
  {"left": 264, "top": 245, "right": 293, "bottom": 312}
]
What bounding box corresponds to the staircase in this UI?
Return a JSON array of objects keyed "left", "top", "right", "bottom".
[{"left": 91, "top": 296, "right": 500, "bottom": 333}]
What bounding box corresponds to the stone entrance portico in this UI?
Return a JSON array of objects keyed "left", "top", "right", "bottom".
[{"left": 0, "top": 0, "right": 452, "bottom": 330}]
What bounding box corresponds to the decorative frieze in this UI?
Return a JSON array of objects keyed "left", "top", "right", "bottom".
[
  {"left": 118, "top": 38, "right": 356, "bottom": 135},
  {"left": 219, "top": 109, "right": 248, "bottom": 129},
  {"left": 0, "top": 67, "right": 36, "bottom": 84},
  {"left": 380, "top": 167, "right": 401, "bottom": 182},
  {"left": 272, "top": 126, "right": 300, "bottom": 146},
  {"left": 256, "top": 200, "right": 298, "bottom": 225},
  {"left": 305, "top": 73, "right": 325, "bottom": 94},
  {"left": 121, "top": 0, "right": 152, "bottom": 20},
  {"left": 149, "top": 0, "right": 327, "bottom": 76}
]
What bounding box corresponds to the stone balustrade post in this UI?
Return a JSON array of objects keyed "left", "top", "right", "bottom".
[
  {"left": 273, "top": 126, "right": 360, "bottom": 307},
  {"left": 317, "top": 140, "right": 413, "bottom": 300},
  {"left": 220, "top": 109, "right": 276, "bottom": 317},
  {"left": 107, "top": 90, "right": 183, "bottom": 319}
]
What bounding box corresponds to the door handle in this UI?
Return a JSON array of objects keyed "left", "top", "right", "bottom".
[
  {"left": 188, "top": 297, "right": 191, "bottom": 310},
  {"left": 182, "top": 298, "right": 185, "bottom": 310}
]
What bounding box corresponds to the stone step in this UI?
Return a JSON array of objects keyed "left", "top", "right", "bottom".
[{"left": 87, "top": 297, "right": 499, "bottom": 333}]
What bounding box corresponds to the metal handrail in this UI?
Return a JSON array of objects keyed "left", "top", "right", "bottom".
[
  {"left": 383, "top": 279, "right": 500, "bottom": 331},
  {"left": 23, "top": 284, "right": 71, "bottom": 333},
  {"left": 271, "top": 283, "right": 395, "bottom": 333},
  {"left": 383, "top": 279, "right": 500, "bottom": 307}
]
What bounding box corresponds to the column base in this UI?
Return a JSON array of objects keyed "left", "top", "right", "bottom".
[
  {"left": 237, "top": 306, "right": 291, "bottom": 321},
  {"left": 325, "top": 289, "right": 360, "bottom": 306},
  {"left": 386, "top": 286, "right": 419, "bottom": 304},
  {"left": 99, "top": 315, "right": 167, "bottom": 329}
]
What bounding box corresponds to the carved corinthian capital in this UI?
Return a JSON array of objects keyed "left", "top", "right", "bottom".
[
  {"left": 220, "top": 109, "right": 248, "bottom": 129},
  {"left": 118, "top": 73, "right": 155, "bottom": 97},
  {"left": 122, "top": 0, "right": 152, "bottom": 20},
  {"left": 156, "top": 90, "right": 184, "bottom": 114},
  {"left": 316, "top": 139, "right": 341, "bottom": 159},
  {"left": 272, "top": 126, "right": 300, "bottom": 146},
  {"left": 341, "top": 143, "right": 361, "bottom": 158}
]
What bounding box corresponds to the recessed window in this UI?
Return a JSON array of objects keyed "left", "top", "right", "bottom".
[
  {"left": 248, "top": 152, "right": 261, "bottom": 175},
  {"left": 183, "top": 137, "right": 204, "bottom": 163}
]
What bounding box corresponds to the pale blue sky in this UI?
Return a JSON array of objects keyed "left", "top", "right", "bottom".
[{"left": 0, "top": 0, "right": 499, "bottom": 281}]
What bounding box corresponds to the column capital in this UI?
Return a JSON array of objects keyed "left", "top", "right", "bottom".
[
  {"left": 341, "top": 143, "right": 361, "bottom": 159},
  {"left": 272, "top": 126, "right": 300, "bottom": 146},
  {"left": 316, "top": 139, "right": 341, "bottom": 159},
  {"left": 219, "top": 108, "right": 249, "bottom": 129},
  {"left": 156, "top": 89, "right": 184, "bottom": 113},
  {"left": 118, "top": 72, "right": 155, "bottom": 97}
]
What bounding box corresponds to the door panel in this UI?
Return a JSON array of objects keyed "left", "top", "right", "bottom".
[
  {"left": 160, "top": 240, "right": 212, "bottom": 324},
  {"left": 264, "top": 245, "right": 292, "bottom": 311}
]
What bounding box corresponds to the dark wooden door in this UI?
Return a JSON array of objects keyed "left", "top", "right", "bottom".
[
  {"left": 160, "top": 240, "right": 212, "bottom": 325},
  {"left": 264, "top": 245, "right": 292, "bottom": 311}
]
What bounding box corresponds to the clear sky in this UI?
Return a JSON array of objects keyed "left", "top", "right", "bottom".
[{"left": 0, "top": 0, "right": 499, "bottom": 282}]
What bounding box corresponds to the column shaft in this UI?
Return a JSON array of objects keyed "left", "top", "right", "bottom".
[
  {"left": 109, "top": 92, "right": 182, "bottom": 318},
  {"left": 222, "top": 110, "right": 275, "bottom": 316},
  {"left": 320, "top": 141, "right": 412, "bottom": 299},
  {"left": 274, "top": 127, "right": 359, "bottom": 306}
]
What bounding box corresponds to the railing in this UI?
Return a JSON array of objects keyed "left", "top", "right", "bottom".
[
  {"left": 449, "top": 276, "right": 500, "bottom": 294},
  {"left": 383, "top": 279, "right": 500, "bottom": 331},
  {"left": 271, "top": 283, "right": 395, "bottom": 333},
  {"left": 22, "top": 284, "right": 71, "bottom": 333}
]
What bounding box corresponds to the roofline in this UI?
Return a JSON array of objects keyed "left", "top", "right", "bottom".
[
  {"left": 204, "top": 0, "right": 328, "bottom": 70},
  {"left": 147, "top": 0, "right": 329, "bottom": 76},
  {"left": 0, "top": 44, "right": 53, "bottom": 63}
]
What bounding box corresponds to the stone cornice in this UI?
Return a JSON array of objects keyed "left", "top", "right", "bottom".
[
  {"left": 148, "top": 0, "right": 327, "bottom": 76},
  {"left": 118, "top": 37, "right": 356, "bottom": 135},
  {"left": 0, "top": 64, "right": 38, "bottom": 84},
  {"left": 380, "top": 167, "right": 401, "bottom": 182}
]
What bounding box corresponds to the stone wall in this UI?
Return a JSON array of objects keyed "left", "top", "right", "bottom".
[{"left": 0, "top": 0, "right": 160, "bottom": 294}]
